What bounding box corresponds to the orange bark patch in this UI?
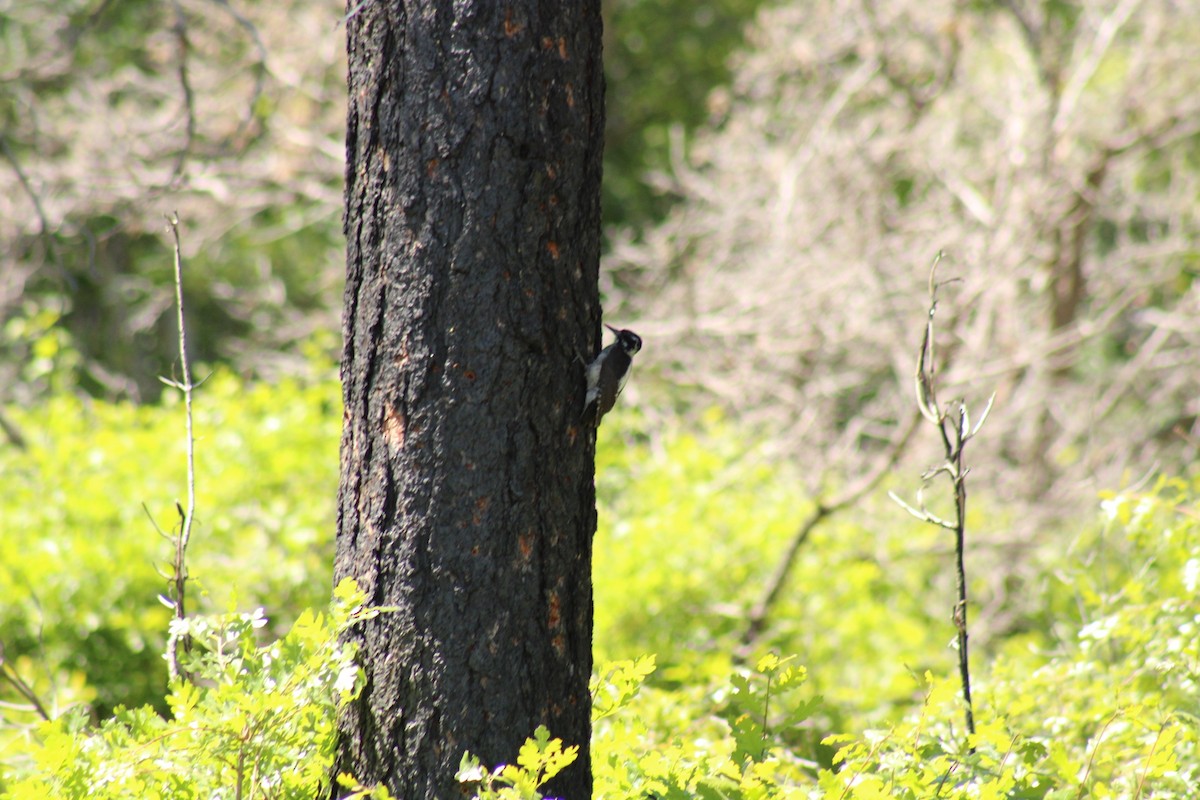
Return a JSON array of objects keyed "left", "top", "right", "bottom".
[
  {"left": 383, "top": 403, "right": 405, "bottom": 450},
  {"left": 472, "top": 496, "right": 490, "bottom": 525},
  {"left": 518, "top": 529, "right": 534, "bottom": 561},
  {"left": 546, "top": 241, "right": 560, "bottom": 260},
  {"left": 503, "top": 7, "right": 524, "bottom": 37}
]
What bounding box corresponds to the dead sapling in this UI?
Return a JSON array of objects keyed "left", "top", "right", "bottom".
[{"left": 889, "top": 256, "right": 995, "bottom": 750}]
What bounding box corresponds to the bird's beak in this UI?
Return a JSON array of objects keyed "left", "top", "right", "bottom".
[{"left": 604, "top": 323, "right": 619, "bottom": 335}]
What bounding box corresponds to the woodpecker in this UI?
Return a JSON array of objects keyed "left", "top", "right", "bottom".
[{"left": 581, "top": 324, "right": 642, "bottom": 427}]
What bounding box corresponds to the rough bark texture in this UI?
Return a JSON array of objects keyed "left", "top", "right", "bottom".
[{"left": 333, "top": 3, "right": 604, "bottom": 798}]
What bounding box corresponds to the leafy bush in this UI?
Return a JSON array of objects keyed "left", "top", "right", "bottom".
[
  {"left": 584, "top": 477, "right": 1200, "bottom": 799},
  {"left": 0, "top": 369, "right": 339, "bottom": 715},
  {"left": 3, "top": 373, "right": 1199, "bottom": 798},
  {"left": 595, "top": 409, "right": 979, "bottom": 732},
  {"left": 2, "top": 580, "right": 370, "bottom": 799}
]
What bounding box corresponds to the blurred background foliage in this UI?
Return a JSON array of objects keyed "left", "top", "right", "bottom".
[
  {"left": 602, "top": 0, "right": 768, "bottom": 229},
  {"left": 3, "top": 361, "right": 1198, "bottom": 795},
  {"left": 0, "top": 0, "right": 767, "bottom": 403},
  {"left": 3, "top": 0, "right": 1200, "bottom": 794},
  {"left": 3, "top": 0, "right": 1197, "bottom": 534}
]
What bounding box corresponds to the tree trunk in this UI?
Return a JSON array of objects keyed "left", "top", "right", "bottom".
[{"left": 333, "top": 3, "right": 604, "bottom": 798}]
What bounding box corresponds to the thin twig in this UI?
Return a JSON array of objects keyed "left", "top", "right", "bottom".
[
  {"left": 163, "top": 213, "right": 198, "bottom": 680},
  {"left": 1132, "top": 721, "right": 1170, "bottom": 800},
  {"left": 0, "top": 134, "right": 63, "bottom": 273},
  {"left": 889, "top": 257, "right": 994, "bottom": 749},
  {"left": 1052, "top": 0, "right": 1142, "bottom": 140},
  {"left": 168, "top": 0, "right": 197, "bottom": 188},
  {"left": 206, "top": 0, "right": 269, "bottom": 148},
  {"left": 0, "top": 644, "right": 52, "bottom": 722},
  {"left": 0, "top": 408, "right": 28, "bottom": 450},
  {"left": 339, "top": 0, "right": 376, "bottom": 28}
]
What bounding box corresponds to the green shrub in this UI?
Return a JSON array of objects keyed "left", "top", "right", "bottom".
[
  {"left": 2, "top": 579, "right": 370, "bottom": 799},
  {"left": 3, "top": 373, "right": 1199, "bottom": 798},
  {"left": 0, "top": 369, "right": 340, "bottom": 715},
  {"left": 586, "top": 477, "right": 1200, "bottom": 799},
  {"left": 595, "top": 409, "right": 979, "bottom": 733}
]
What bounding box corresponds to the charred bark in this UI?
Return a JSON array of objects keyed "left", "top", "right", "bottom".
[{"left": 333, "top": 3, "right": 604, "bottom": 798}]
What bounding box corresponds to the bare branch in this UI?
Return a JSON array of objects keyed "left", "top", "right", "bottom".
[
  {"left": 163, "top": 213, "right": 199, "bottom": 682},
  {"left": 0, "top": 643, "right": 52, "bottom": 722},
  {"left": 168, "top": 0, "right": 198, "bottom": 188},
  {"left": 969, "top": 393, "right": 996, "bottom": 439},
  {"left": 893, "top": 264, "right": 997, "bottom": 748},
  {"left": 740, "top": 407, "right": 922, "bottom": 654},
  {"left": 0, "top": 134, "right": 62, "bottom": 272},
  {"left": 887, "top": 490, "right": 956, "bottom": 530},
  {"left": 206, "top": 0, "right": 269, "bottom": 148},
  {"left": 1052, "top": 0, "right": 1143, "bottom": 140}
]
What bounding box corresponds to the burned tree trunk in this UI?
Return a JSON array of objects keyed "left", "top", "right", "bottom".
[{"left": 333, "top": 2, "right": 604, "bottom": 798}]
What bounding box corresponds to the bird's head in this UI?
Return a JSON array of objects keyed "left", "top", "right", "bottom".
[{"left": 605, "top": 324, "right": 642, "bottom": 356}]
